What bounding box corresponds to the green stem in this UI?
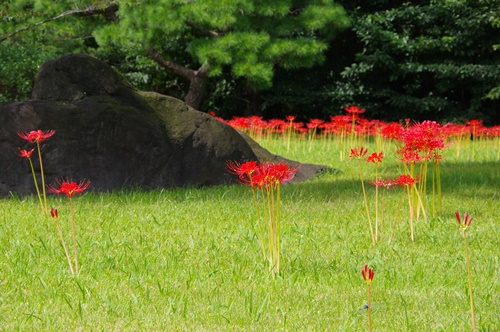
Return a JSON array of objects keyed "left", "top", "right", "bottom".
[
  {"left": 358, "top": 161, "right": 375, "bottom": 244},
  {"left": 69, "top": 198, "right": 79, "bottom": 274},
  {"left": 251, "top": 186, "right": 266, "bottom": 260},
  {"left": 54, "top": 218, "right": 75, "bottom": 274},
  {"left": 36, "top": 141, "right": 48, "bottom": 214},
  {"left": 275, "top": 183, "right": 281, "bottom": 275},
  {"left": 463, "top": 230, "right": 477, "bottom": 332},
  {"left": 27, "top": 157, "right": 44, "bottom": 214},
  {"left": 407, "top": 186, "right": 414, "bottom": 242},
  {"left": 389, "top": 191, "right": 405, "bottom": 243},
  {"left": 367, "top": 283, "right": 373, "bottom": 332},
  {"left": 436, "top": 162, "right": 442, "bottom": 215},
  {"left": 375, "top": 166, "right": 379, "bottom": 241}
]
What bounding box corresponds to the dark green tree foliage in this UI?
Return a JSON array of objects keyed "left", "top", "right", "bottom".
[
  {"left": 332, "top": 0, "right": 500, "bottom": 124},
  {"left": 94, "top": 0, "right": 350, "bottom": 109},
  {"left": 0, "top": 1, "right": 114, "bottom": 101}
]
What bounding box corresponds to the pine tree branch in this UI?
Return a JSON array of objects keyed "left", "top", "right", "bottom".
[
  {"left": 146, "top": 46, "right": 198, "bottom": 81},
  {"left": 0, "top": 3, "right": 119, "bottom": 43}
]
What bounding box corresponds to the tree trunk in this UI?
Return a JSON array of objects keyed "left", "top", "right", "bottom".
[{"left": 146, "top": 47, "right": 209, "bottom": 110}]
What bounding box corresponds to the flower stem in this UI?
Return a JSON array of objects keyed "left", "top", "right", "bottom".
[
  {"left": 27, "top": 157, "right": 44, "bottom": 214},
  {"left": 374, "top": 166, "right": 379, "bottom": 241},
  {"left": 69, "top": 198, "right": 79, "bottom": 274},
  {"left": 252, "top": 187, "right": 266, "bottom": 260},
  {"left": 406, "top": 186, "right": 414, "bottom": 242},
  {"left": 463, "top": 230, "right": 477, "bottom": 332},
  {"left": 54, "top": 218, "right": 75, "bottom": 274},
  {"left": 389, "top": 191, "right": 405, "bottom": 243},
  {"left": 367, "top": 283, "right": 373, "bottom": 332},
  {"left": 358, "top": 161, "right": 375, "bottom": 244},
  {"left": 36, "top": 141, "right": 48, "bottom": 214}
]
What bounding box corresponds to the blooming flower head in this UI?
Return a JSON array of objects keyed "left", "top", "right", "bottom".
[
  {"left": 367, "top": 152, "right": 384, "bottom": 163},
  {"left": 227, "top": 161, "right": 299, "bottom": 189},
  {"left": 370, "top": 179, "right": 396, "bottom": 189},
  {"left": 227, "top": 161, "right": 259, "bottom": 186},
  {"left": 361, "top": 264, "right": 375, "bottom": 283},
  {"left": 47, "top": 179, "right": 91, "bottom": 198},
  {"left": 286, "top": 115, "right": 296, "bottom": 122},
  {"left": 455, "top": 211, "right": 473, "bottom": 230},
  {"left": 381, "top": 122, "right": 404, "bottom": 141},
  {"left": 344, "top": 105, "right": 366, "bottom": 115},
  {"left": 18, "top": 130, "right": 55, "bottom": 143},
  {"left": 17, "top": 148, "right": 34, "bottom": 158},
  {"left": 396, "top": 174, "right": 417, "bottom": 187},
  {"left": 307, "top": 119, "right": 325, "bottom": 129},
  {"left": 252, "top": 162, "right": 300, "bottom": 189},
  {"left": 349, "top": 147, "right": 368, "bottom": 160}
]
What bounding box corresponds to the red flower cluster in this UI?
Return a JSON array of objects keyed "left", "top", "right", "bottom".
[
  {"left": 18, "top": 130, "right": 56, "bottom": 143},
  {"left": 47, "top": 179, "right": 91, "bottom": 198},
  {"left": 390, "top": 121, "right": 445, "bottom": 164},
  {"left": 227, "top": 161, "right": 300, "bottom": 189},
  {"left": 208, "top": 110, "right": 500, "bottom": 140}
]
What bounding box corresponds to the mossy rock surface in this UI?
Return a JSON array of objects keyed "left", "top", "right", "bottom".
[{"left": 0, "top": 54, "right": 329, "bottom": 196}]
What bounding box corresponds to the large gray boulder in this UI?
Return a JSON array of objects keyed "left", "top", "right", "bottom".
[{"left": 0, "top": 54, "right": 328, "bottom": 196}]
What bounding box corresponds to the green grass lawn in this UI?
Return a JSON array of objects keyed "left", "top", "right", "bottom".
[{"left": 1, "top": 138, "right": 499, "bottom": 331}]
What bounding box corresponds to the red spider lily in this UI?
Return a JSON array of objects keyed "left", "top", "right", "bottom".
[
  {"left": 396, "top": 174, "right": 417, "bottom": 187},
  {"left": 226, "top": 161, "right": 259, "bottom": 186},
  {"left": 344, "top": 105, "right": 366, "bottom": 115},
  {"left": 381, "top": 122, "right": 404, "bottom": 140},
  {"left": 466, "top": 119, "right": 483, "bottom": 126},
  {"left": 268, "top": 119, "right": 286, "bottom": 133},
  {"left": 361, "top": 264, "right": 375, "bottom": 283},
  {"left": 307, "top": 119, "right": 325, "bottom": 129},
  {"left": 362, "top": 263, "right": 375, "bottom": 332},
  {"left": 367, "top": 152, "right": 384, "bottom": 163},
  {"left": 286, "top": 115, "right": 296, "bottom": 122},
  {"left": 396, "top": 121, "right": 445, "bottom": 162},
  {"left": 50, "top": 208, "right": 59, "bottom": 219},
  {"left": 349, "top": 147, "right": 368, "bottom": 159},
  {"left": 455, "top": 211, "right": 474, "bottom": 229},
  {"left": 399, "top": 150, "right": 422, "bottom": 165},
  {"left": 370, "top": 179, "right": 397, "bottom": 188},
  {"left": 227, "top": 161, "right": 299, "bottom": 189},
  {"left": 252, "top": 162, "right": 300, "bottom": 189},
  {"left": 47, "top": 179, "right": 91, "bottom": 198},
  {"left": 18, "top": 130, "right": 55, "bottom": 143},
  {"left": 17, "top": 148, "right": 34, "bottom": 158}
]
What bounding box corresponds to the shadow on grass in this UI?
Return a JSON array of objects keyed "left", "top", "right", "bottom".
[{"left": 281, "top": 160, "right": 499, "bottom": 202}]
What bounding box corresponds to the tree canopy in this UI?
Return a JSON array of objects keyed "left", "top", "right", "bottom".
[
  {"left": 1, "top": 0, "right": 499, "bottom": 124},
  {"left": 93, "top": 0, "right": 350, "bottom": 109},
  {"left": 330, "top": 0, "right": 500, "bottom": 123}
]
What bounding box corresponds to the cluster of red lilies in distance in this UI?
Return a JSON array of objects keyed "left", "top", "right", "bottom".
[{"left": 209, "top": 109, "right": 500, "bottom": 140}]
